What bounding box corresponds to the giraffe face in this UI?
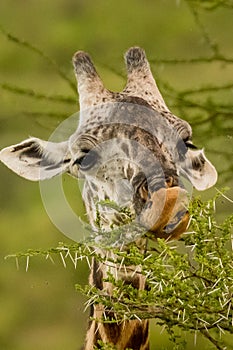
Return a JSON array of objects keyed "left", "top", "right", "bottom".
[
  {"left": 64, "top": 99, "right": 212, "bottom": 238},
  {"left": 0, "top": 47, "right": 217, "bottom": 242}
]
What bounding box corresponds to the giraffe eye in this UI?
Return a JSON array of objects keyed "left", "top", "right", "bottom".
[
  {"left": 177, "top": 138, "right": 197, "bottom": 159},
  {"left": 74, "top": 150, "right": 98, "bottom": 171},
  {"left": 185, "top": 141, "right": 197, "bottom": 149},
  {"left": 183, "top": 136, "right": 197, "bottom": 150}
]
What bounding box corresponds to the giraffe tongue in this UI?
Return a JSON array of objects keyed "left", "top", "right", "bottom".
[{"left": 139, "top": 187, "right": 189, "bottom": 240}]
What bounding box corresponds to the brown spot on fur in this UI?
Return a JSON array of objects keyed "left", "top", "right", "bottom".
[
  {"left": 125, "top": 321, "right": 149, "bottom": 350},
  {"left": 92, "top": 259, "right": 103, "bottom": 289}
]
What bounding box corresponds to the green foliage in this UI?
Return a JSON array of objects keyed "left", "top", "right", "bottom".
[
  {"left": 94, "top": 340, "right": 117, "bottom": 350},
  {"left": 7, "top": 193, "right": 233, "bottom": 349}
]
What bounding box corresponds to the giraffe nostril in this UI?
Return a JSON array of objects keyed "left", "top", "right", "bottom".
[
  {"left": 139, "top": 183, "right": 148, "bottom": 201},
  {"left": 165, "top": 176, "right": 174, "bottom": 188},
  {"left": 145, "top": 200, "right": 153, "bottom": 209}
]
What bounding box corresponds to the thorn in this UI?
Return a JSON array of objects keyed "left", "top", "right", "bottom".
[
  {"left": 183, "top": 309, "right": 186, "bottom": 323},
  {"left": 67, "top": 251, "right": 76, "bottom": 267},
  {"left": 74, "top": 251, "right": 78, "bottom": 269},
  {"left": 26, "top": 256, "right": 30, "bottom": 272},
  {"left": 217, "top": 324, "right": 225, "bottom": 336},
  {"left": 119, "top": 256, "right": 125, "bottom": 271},
  {"left": 207, "top": 287, "right": 220, "bottom": 295},
  {"left": 133, "top": 314, "right": 142, "bottom": 322},
  {"left": 215, "top": 188, "right": 233, "bottom": 203},
  {"left": 60, "top": 252, "right": 66, "bottom": 268},
  {"left": 86, "top": 256, "right": 91, "bottom": 269},
  {"left": 46, "top": 254, "right": 55, "bottom": 265},
  {"left": 15, "top": 257, "right": 19, "bottom": 270},
  {"left": 160, "top": 325, "right": 166, "bottom": 334},
  {"left": 194, "top": 330, "right": 197, "bottom": 346},
  {"left": 226, "top": 302, "right": 231, "bottom": 319}
]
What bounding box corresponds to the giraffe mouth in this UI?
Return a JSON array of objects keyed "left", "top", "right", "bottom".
[{"left": 139, "top": 186, "right": 190, "bottom": 240}]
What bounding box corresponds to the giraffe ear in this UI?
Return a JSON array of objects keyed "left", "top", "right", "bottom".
[
  {"left": 180, "top": 149, "right": 217, "bottom": 190},
  {"left": 0, "top": 138, "right": 71, "bottom": 181}
]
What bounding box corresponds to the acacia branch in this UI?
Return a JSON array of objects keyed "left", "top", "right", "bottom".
[
  {"left": 0, "top": 83, "right": 77, "bottom": 104},
  {"left": 200, "top": 329, "right": 225, "bottom": 350},
  {"left": 150, "top": 55, "right": 233, "bottom": 65},
  {"left": 0, "top": 25, "right": 77, "bottom": 92},
  {"left": 177, "top": 83, "right": 233, "bottom": 96},
  {"left": 187, "top": 1, "right": 219, "bottom": 55}
]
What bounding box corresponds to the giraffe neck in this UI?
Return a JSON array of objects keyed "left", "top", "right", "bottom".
[
  {"left": 83, "top": 256, "right": 150, "bottom": 350},
  {"left": 84, "top": 311, "right": 149, "bottom": 350}
]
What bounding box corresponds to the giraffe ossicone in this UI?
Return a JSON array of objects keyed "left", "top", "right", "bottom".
[{"left": 0, "top": 47, "right": 217, "bottom": 349}]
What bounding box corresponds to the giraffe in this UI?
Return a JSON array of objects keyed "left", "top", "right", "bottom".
[{"left": 0, "top": 47, "right": 217, "bottom": 349}]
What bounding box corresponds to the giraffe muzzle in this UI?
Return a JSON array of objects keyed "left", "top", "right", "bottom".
[{"left": 139, "top": 186, "right": 189, "bottom": 240}]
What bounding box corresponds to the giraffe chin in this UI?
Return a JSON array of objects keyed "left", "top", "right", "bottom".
[{"left": 139, "top": 186, "right": 190, "bottom": 241}]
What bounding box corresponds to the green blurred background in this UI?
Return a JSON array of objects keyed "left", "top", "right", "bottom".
[{"left": 0, "top": 1, "right": 232, "bottom": 349}]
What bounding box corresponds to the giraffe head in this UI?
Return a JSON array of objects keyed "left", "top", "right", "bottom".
[{"left": 0, "top": 47, "right": 217, "bottom": 243}]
